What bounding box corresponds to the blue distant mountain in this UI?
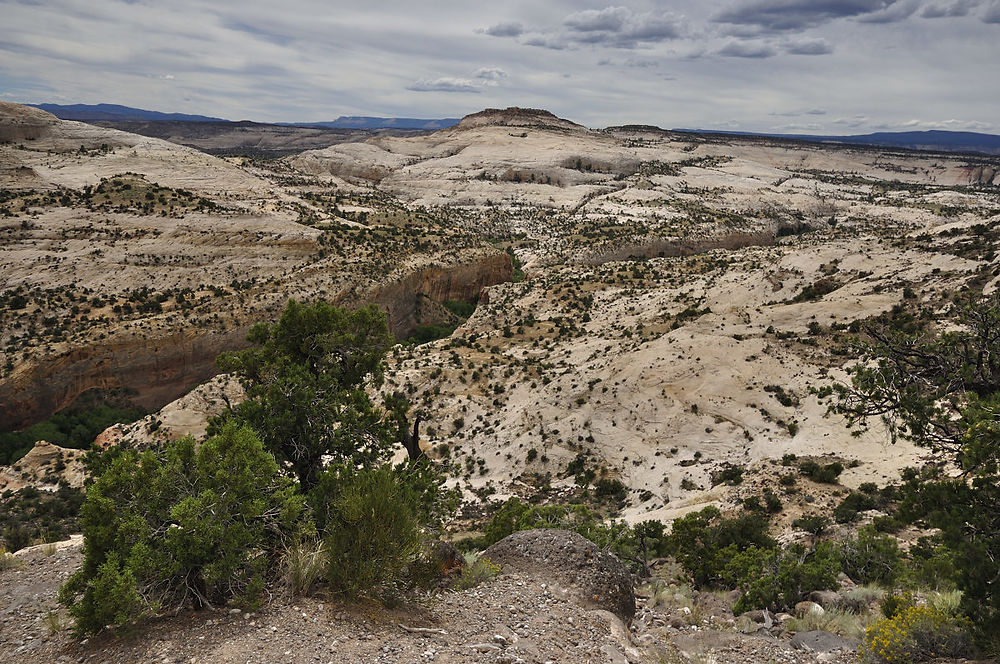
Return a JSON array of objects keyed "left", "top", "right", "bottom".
[
  {"left": 287, "top": 116, "right": 461, "bottom": 130},
  {"left": 30, "top": 103, "right": 460, "bottom": 131},
  {"left": 29, "top": 103, "right": 227, "bottom": 123},
  {"left": 673, "top": 128, "right": 1000, "bottom": 156}
]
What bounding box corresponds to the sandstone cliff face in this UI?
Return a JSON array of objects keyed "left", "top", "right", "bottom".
[
  {"left": 364, "top": 252, "right": 514, "bottom": 337},
  {"left": 0, "top": 252, "right": 513, "bottom": 433},
  {"left": 0, "top": 326, "right": 250, "bottom": 433},
  {"left": 961, "top": 164, "right": 999, "bottom": 186}
]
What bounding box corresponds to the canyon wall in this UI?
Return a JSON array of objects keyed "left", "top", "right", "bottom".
[
  {"left": 366, "top": 252, "right": 514, "bottom": 337},
  {"left": 0, "top": 326, "right": 250, "bottom": 433},
  {"left": 0, "top": 251, "right": 513, "bottom": 432}
]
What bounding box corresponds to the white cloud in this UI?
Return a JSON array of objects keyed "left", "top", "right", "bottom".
[{"left": 900, "top": 117, "right": 995, "bottom": 130}]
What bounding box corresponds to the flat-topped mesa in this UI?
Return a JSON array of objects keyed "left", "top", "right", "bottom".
[
  {"left": 605, "top": 124, "right": 667, "bottom": 133},
  {"left": 457, "top": 107, "right": 584, "bottom": 131}
]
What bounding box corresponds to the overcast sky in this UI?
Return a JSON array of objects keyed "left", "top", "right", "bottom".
[{"left": 2, "top": 0, "right": 998, "bottom": 133}]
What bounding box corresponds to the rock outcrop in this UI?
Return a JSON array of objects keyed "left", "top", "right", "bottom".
[
  {"left": 482, "top": 528, "right": 636, "bottom": 625},
  {"left": 0, "top": 102, "right": 59, "bottom": 143},
  {"left": 457, "top": 107, "right": 585, "bottom": 131},
  {"left": 0, "top": 440, "right": 87, "bottom": 492}
]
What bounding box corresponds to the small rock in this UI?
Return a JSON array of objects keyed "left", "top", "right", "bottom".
[
  {"left": 809, "top": 590, "right": 842, "bottom": 609},
  {"left": 794, "top": 601, "right": 824, "bottom": 618}
]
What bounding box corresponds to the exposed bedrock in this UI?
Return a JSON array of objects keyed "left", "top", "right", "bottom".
[
  {"left": 581, "top": 229, "right": 782, "bottom": 265},
  {"left": 0, "top": 101, "right": 59, "bottom": 142}
]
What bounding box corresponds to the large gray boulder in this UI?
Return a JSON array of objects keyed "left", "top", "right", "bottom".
[
  {"left": 481, "top": 529, "right": 635, "bottom": 624},
  {"left": 790, "top": 630, "right": 858, "bottom": 653}
]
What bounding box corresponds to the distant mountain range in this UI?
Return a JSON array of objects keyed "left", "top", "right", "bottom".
[
  {"left": 29, "top": 103, "right": 227, "bottom": 123},
  {"left": 285, "top": 117, "right": 460, "bottom": 130},
  {"left": 26, "top": 103, "right": 1000, "bottom": 155},
  {"left": 674, "top": 128, "right": 1000, "bottom": 156},
  {"left": 29, "top": 103, "right": 459, "bottom": 131}
]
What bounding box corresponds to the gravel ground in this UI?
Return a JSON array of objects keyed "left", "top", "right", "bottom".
[{"left": 1, "top": 538, "right": 861, "bottom": 664}]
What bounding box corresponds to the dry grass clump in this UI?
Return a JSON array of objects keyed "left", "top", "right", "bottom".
[
  {"left": 788, "top": 606, "right": 879, "bottom": 639},
  {"left": 451, "top": 556, "right": 500, "bottom": 591},
  {"left": 839, "top": 585, "right": 885, "bottom": 614},
  {"left": 0, "top": 547, "right": 19, "bottom": 570},
  {"left": 281, "top": 539, "right": 326, "bottom": 596}
]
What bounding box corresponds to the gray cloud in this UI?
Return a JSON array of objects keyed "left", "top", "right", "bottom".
[
  {"left": 775, "top": 122, "right": 824, "bottom": 130},
  {"left": 597, "top": 57, "right": 660, "bottom": 67},
  {"left": 522, "top": 35, "right": 569, "bottom": 50},
  {"left": 771, "top": 108, "right": 829, "bottom": 116},
  {"left": 479, "top": 22, "right": 524, "bottom": 37},
  {"left": 784, "top": 38, "right": 835, "bottom": 54},
  {"left": 718, "top": 41, "right": 778, "bottom": 57},
  {"left": 474, "top": 67, "right": 508, "bottom": 82},
  {"left": 565, "top": 7, "right": 630, "bottom": 32},
  {"left": 0, "top": 0, "right": 996, "bottom": 135},
  {"left": 833, "top": 114, "right": 871, "bottom": 126},
  {"left": 921, "top": 0, "right": 978, "bottom": 18},
  {"left": 855, "top": 0, "right": 921, "bottom": 22},
  {"left": 522, "top": 6, "right": 683, "bottom": 50},
  {"left": 407, "top": 77, "right": 481, "bottom": 93},
  {"left": 713, "top": 1, "right": 905, "bottom": 32}
]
